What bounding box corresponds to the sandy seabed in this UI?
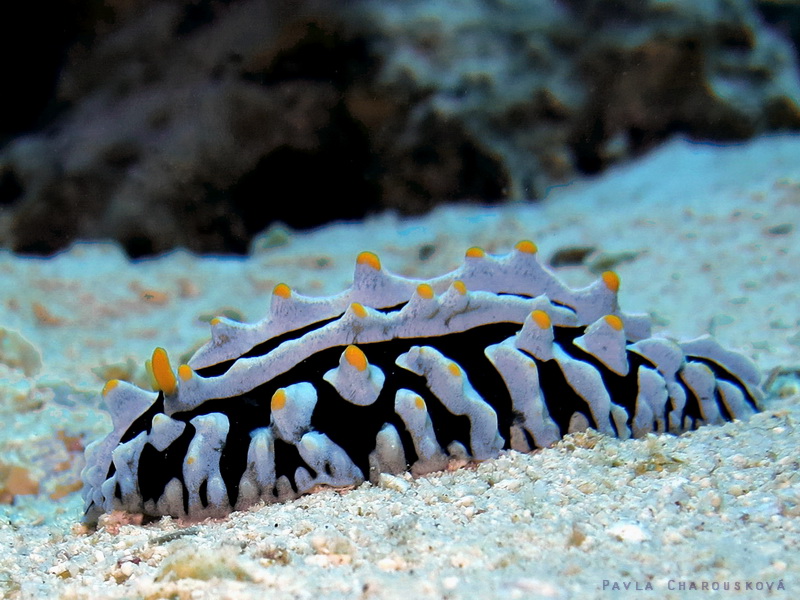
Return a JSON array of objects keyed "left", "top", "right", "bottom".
[{"left": 0, "top": 135, "right": 798, "bottom": 599}]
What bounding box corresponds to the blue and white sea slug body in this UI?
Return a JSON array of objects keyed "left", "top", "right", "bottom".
[{"left": 81, "top": 242, "right": 763, "bottom": 524}]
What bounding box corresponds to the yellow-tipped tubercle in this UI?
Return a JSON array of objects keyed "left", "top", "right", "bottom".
[
  {"left": 356, "top": 251, "right": 381, "bottom": 270},
  {"left": 531, "top": 309, "right": 551, "bottom": 329},
  {"left": 416, "top": 283, "right": 434, "bottom": 299},
  {"left": 602, "top": 271, "right": 620, "bottom": 293},
  {"left": 271, "top": 388, "right": 287, "bottom": 411},
  {"left": 515, "top": 240, "right": 538, "bottom": 254},
  {"left": 453, "top": 280, "right": 467, "bottom": 295},
  {"left": 350, "top": 303, "right": 367, "bottom": 318},
  {"left": 102, "top": 379, "right": 119, "bottom": 397},
  {"left": 345, "top": 345, "right": 368, "bottom": 372},
  {"left": 603, "top": 314, "right": 624, "bottom": 331},
  {"left": 465, "top": 246, "right": 485, "bottom": 259},
  {"left": 273, "top": 283, "right": 292, "bottom": 299},
  {"left": 178, "top": 364, "right": 193, "bottom": 381},
  {"left": 151, "top": 347, "right": 177, "bottom": 395}
]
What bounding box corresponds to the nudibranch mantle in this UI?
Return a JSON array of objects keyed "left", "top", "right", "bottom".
[{"left": 81, "top": 242, "right": 763, "bottom": 524}]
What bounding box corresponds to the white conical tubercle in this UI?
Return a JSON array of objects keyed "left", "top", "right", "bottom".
[
  {"left": 323, "top": 345, "right": 385, "bottom": 406},
  {"left": 573, "top": 314, "right": 630, "bottom": 376}
]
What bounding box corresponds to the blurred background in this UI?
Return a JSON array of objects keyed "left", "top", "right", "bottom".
[{"left": 1, "top": 0, "right": 799, "bottom": 257}]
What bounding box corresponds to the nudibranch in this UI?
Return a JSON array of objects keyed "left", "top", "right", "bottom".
[{"left": 81, "top": 242, "right": 763, "bottom": 524}]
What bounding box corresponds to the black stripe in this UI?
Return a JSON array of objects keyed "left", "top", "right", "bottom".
[
  {"left": 520, "top": 350, "right": 599, "bottom": 436},
  {"left": 675, "top": 366, "right": 710, "bottom": 426},
  {"left": 137, "top": 421, "right": 195, "bottom": 513},
  {"left": 684, "top": 355, "right": 758, "bottom": 410},
  {"left": 678, "top": 365, "right": 733, "bottom": 423}
]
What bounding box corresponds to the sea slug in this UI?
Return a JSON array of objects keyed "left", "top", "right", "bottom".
[{"left": 81, "top": 242, "right": 763, "bottom": 524}]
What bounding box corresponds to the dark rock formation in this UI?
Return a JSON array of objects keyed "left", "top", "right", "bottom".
[{"left": 1, "top": 0, "right": 798, "bottom": 256}]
